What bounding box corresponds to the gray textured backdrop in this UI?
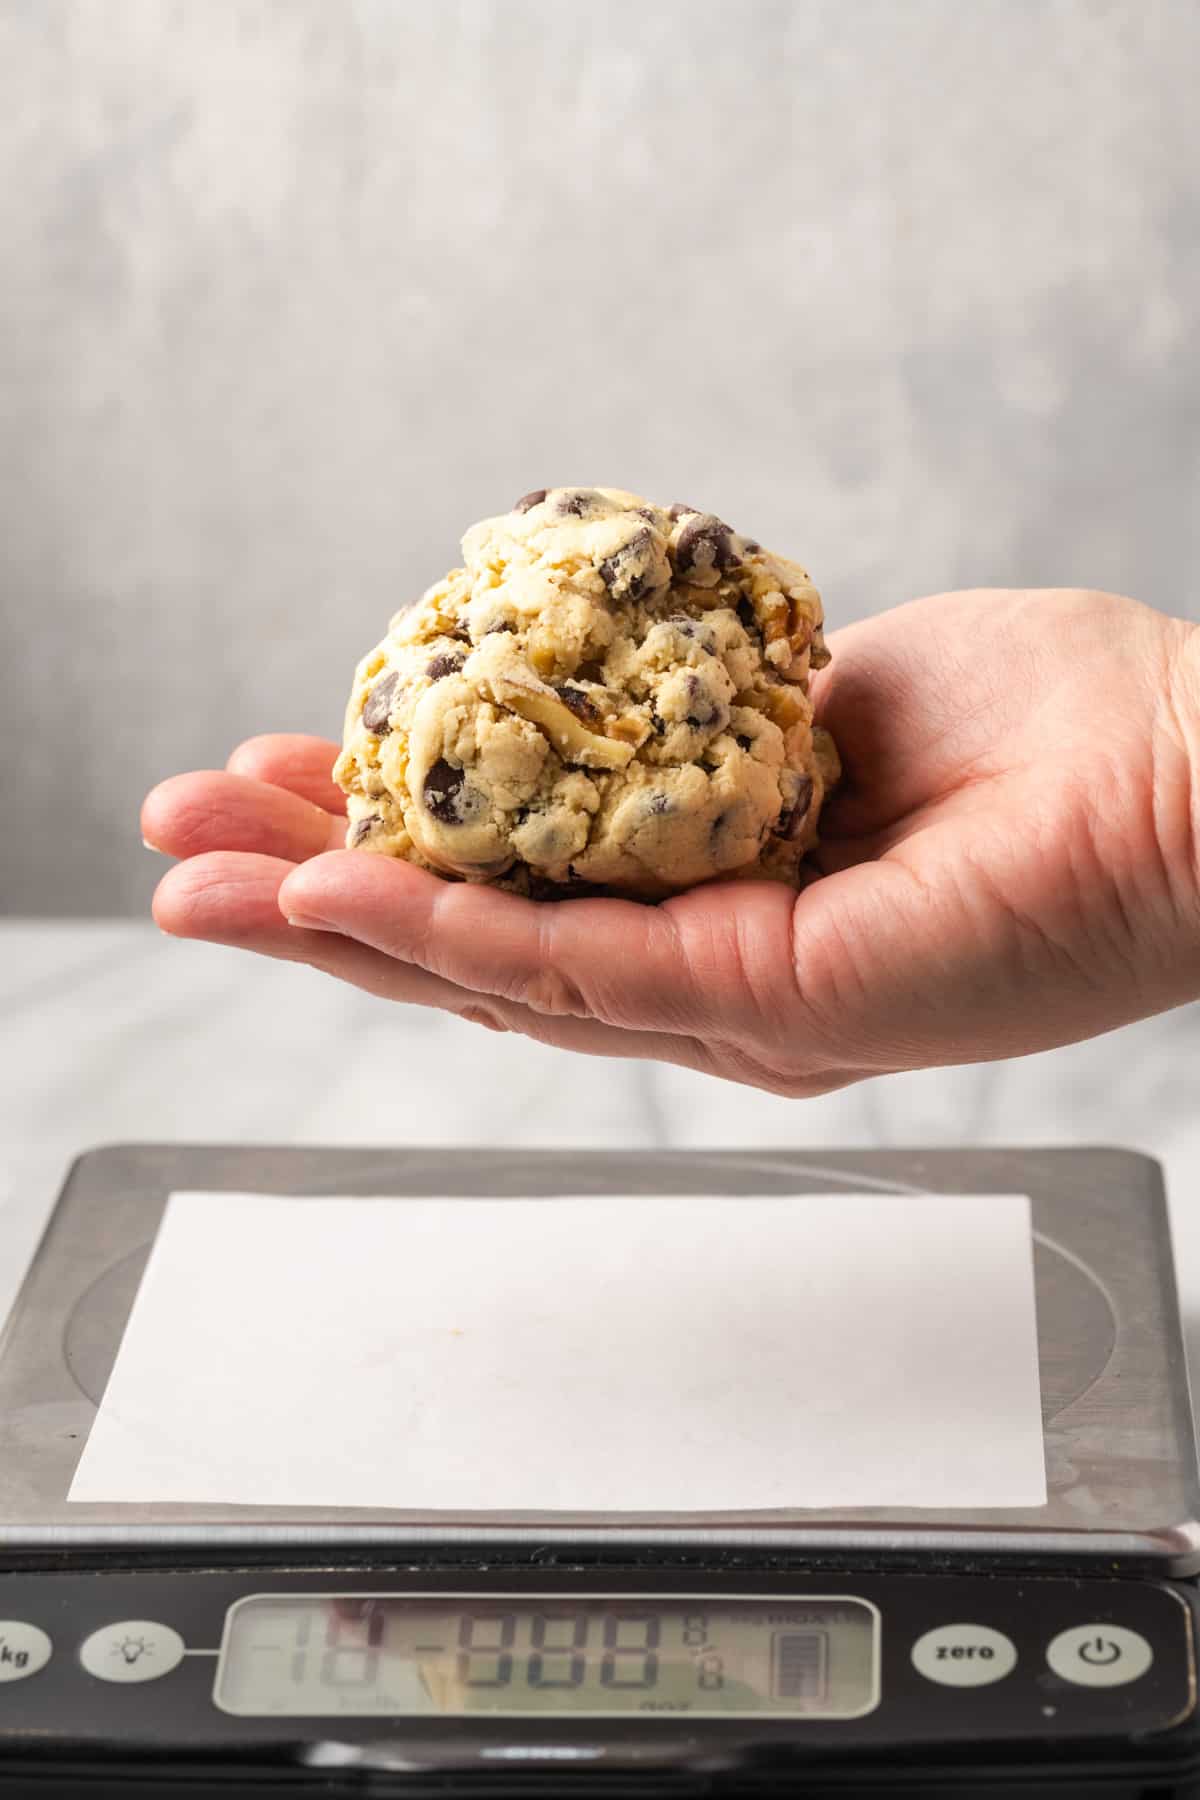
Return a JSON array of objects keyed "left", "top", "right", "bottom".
[{"left": 2, "top": 0, "right": 1198, "bottom": 915}]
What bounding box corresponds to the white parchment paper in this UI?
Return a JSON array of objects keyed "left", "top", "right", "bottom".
[{"left": 68, "top": 1191, "right": 1046, "bottom": 1511}]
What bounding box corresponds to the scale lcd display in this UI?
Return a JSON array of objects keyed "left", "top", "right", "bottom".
[{"left": 215, "top": 1594, "right": 879, "bottom": 1719}]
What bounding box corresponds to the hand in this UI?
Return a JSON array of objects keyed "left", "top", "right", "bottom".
[{"left": 142, "top": 590, "right": 1200, "bottom": 1096}]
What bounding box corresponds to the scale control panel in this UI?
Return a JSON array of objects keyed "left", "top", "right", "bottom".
[{"left": 0, "top": 1566, "right": 1196, "bottom": 1784}]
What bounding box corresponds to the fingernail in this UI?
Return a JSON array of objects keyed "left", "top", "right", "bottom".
[
  {"left": 285, "top": 913, "right": 329, "bottom": 931},
  {"left": 142, "top": 837, "right": 163, "bottom": 852}
]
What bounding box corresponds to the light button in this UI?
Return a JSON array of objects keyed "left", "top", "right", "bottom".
[
  {"left": 79, "top": 1620, "right": 186, "bottom": 1684},
  {"left": 1046, "top": 1624, "right": 1154, "bottom": 1688},
  {"left": 911, "top": 1623, "right": 1017, "bottom": 1686},
  {"left": 0, "top": 1622, "right": 52, "bottom": 1683}
]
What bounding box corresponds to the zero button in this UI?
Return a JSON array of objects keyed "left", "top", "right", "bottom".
[{"left": 911, "top": 1624, "right": 1018, "bottom": 1687}]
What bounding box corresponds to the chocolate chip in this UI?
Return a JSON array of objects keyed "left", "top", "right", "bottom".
[
  {"left": 511, "top": 862, "right": 602, "bottom": 900},
  {"left": 675, "top": 513, "right": 740, "bottom": 579},
  {"left": 556, "top": 683, "right": 601, "bottom": 725},
  {"left": 647, "top": 792, "right": 672, "bottom": 816},
  {"left": 423, "top": 758, "right": 469, "bottom": 824},
  {"left": 362, "top": 670, "right": 400, "bottom": 734},
  {"left": 524, "top": 870, "right": 564, "bottom": 901},
  {"left": 598, "top": 527, "right": 655, "bottom": 601},
  {"left": 634, "top": 507, "right": 657, "bottom": 522},
  {"left": 668, "top": 502, "right": 697, "bottom": 520},
  {"left": 736, "top": 596, "right": 759, "bottom": 634},
  {"left": 426, "top": 652, "right": 465, "bottom": 681},
  {"left": 513, "top": 489, "right": 548, "bottom": 513},
  {"left": 684, "top": 672, "right": 723, "bottom": 729},
  {"left": 649, "top": 702, "right": 666, "bottom": 737},
  {"left": 776, "top": 775, "right": 815, "bottom": 841},
  {"left": 555, "top": 488, "right": 598, "bottom": 517},
  {"left": 736, "top": 733, "right": 754, "bottom": 751},
  {"left": 668, "top": 615, "right": 697, "bottom": 639},
  {"left": 350, "top": 815, "right": 380, "bottom": 846},
  {"left": 483, "top": 620, "right": 515, "bottom": 635},
  {"left": 744, "top": 538, "right": 761, "bottom": 554}
]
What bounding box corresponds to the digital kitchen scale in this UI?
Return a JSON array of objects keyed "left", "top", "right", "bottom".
[{"left": 1, "top": 1142, "right": 1199, "bottom": 1796}]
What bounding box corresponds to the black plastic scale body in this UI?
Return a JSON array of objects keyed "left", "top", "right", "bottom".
[{"left": 0, "top": 1145, "right": 1198, "bottom": 1798}]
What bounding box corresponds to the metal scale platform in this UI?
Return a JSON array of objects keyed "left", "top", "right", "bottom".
[{"left": 0, "top": 1142, "right": 1198, "bottom": 1796}]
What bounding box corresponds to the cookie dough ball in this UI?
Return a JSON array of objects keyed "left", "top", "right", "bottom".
[{"left": 333, "top": 487, "right": 840, "bottom": 899}]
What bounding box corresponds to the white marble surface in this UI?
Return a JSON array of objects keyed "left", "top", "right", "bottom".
[{"left": 3, "top": 920, "right": 1199, "bottom": 1385}]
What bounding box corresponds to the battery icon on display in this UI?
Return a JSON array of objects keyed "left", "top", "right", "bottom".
[{"left": 772, "top": 1631, "right": 830, "bottom": 1701}]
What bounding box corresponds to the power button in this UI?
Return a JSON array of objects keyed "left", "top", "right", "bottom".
[{"left": 1046, "top": 1624, "right": 1154, "bottom": 1688}]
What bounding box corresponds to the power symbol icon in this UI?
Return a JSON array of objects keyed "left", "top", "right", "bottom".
[
  {"left": 1048, "top": 1625, "right": 1153, "bottom": 1686},
  {"left": 1078, "top": 1637, "right": 1122, "bottom": 1667}
]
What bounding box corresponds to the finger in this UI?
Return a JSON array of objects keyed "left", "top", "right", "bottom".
[
  {"left": 811, "top": 812, "right": 929, "bottom": 877},
  {"left": 226, "top": 734, "right": 347, "bottom": 814},
  {"left": 812, "top": 592, "right": 1023, "bottom": 837},
  {"left": 153, "top": 851, "right": 484, "bottom": 1009},
  {"left": 154, "top": 852, "right": 713, "bottom": 1071},
  {"left": 278, "top": 851, "right": 798, "bottom": 1040},
  {"left": 142, "top": 771, "right": 346, "bottom": 862},
  {"left": 809, "top": 613, "right": 931, "bottom": 840}
]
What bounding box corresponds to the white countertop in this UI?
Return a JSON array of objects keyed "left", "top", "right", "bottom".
[{"left": 3, "top": 919, "right": 1200, "bottom": 1379}]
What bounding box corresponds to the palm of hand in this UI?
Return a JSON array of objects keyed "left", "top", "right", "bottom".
[{"left": 144, "top": 589, "right": 1200, "bottom": 1094}]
